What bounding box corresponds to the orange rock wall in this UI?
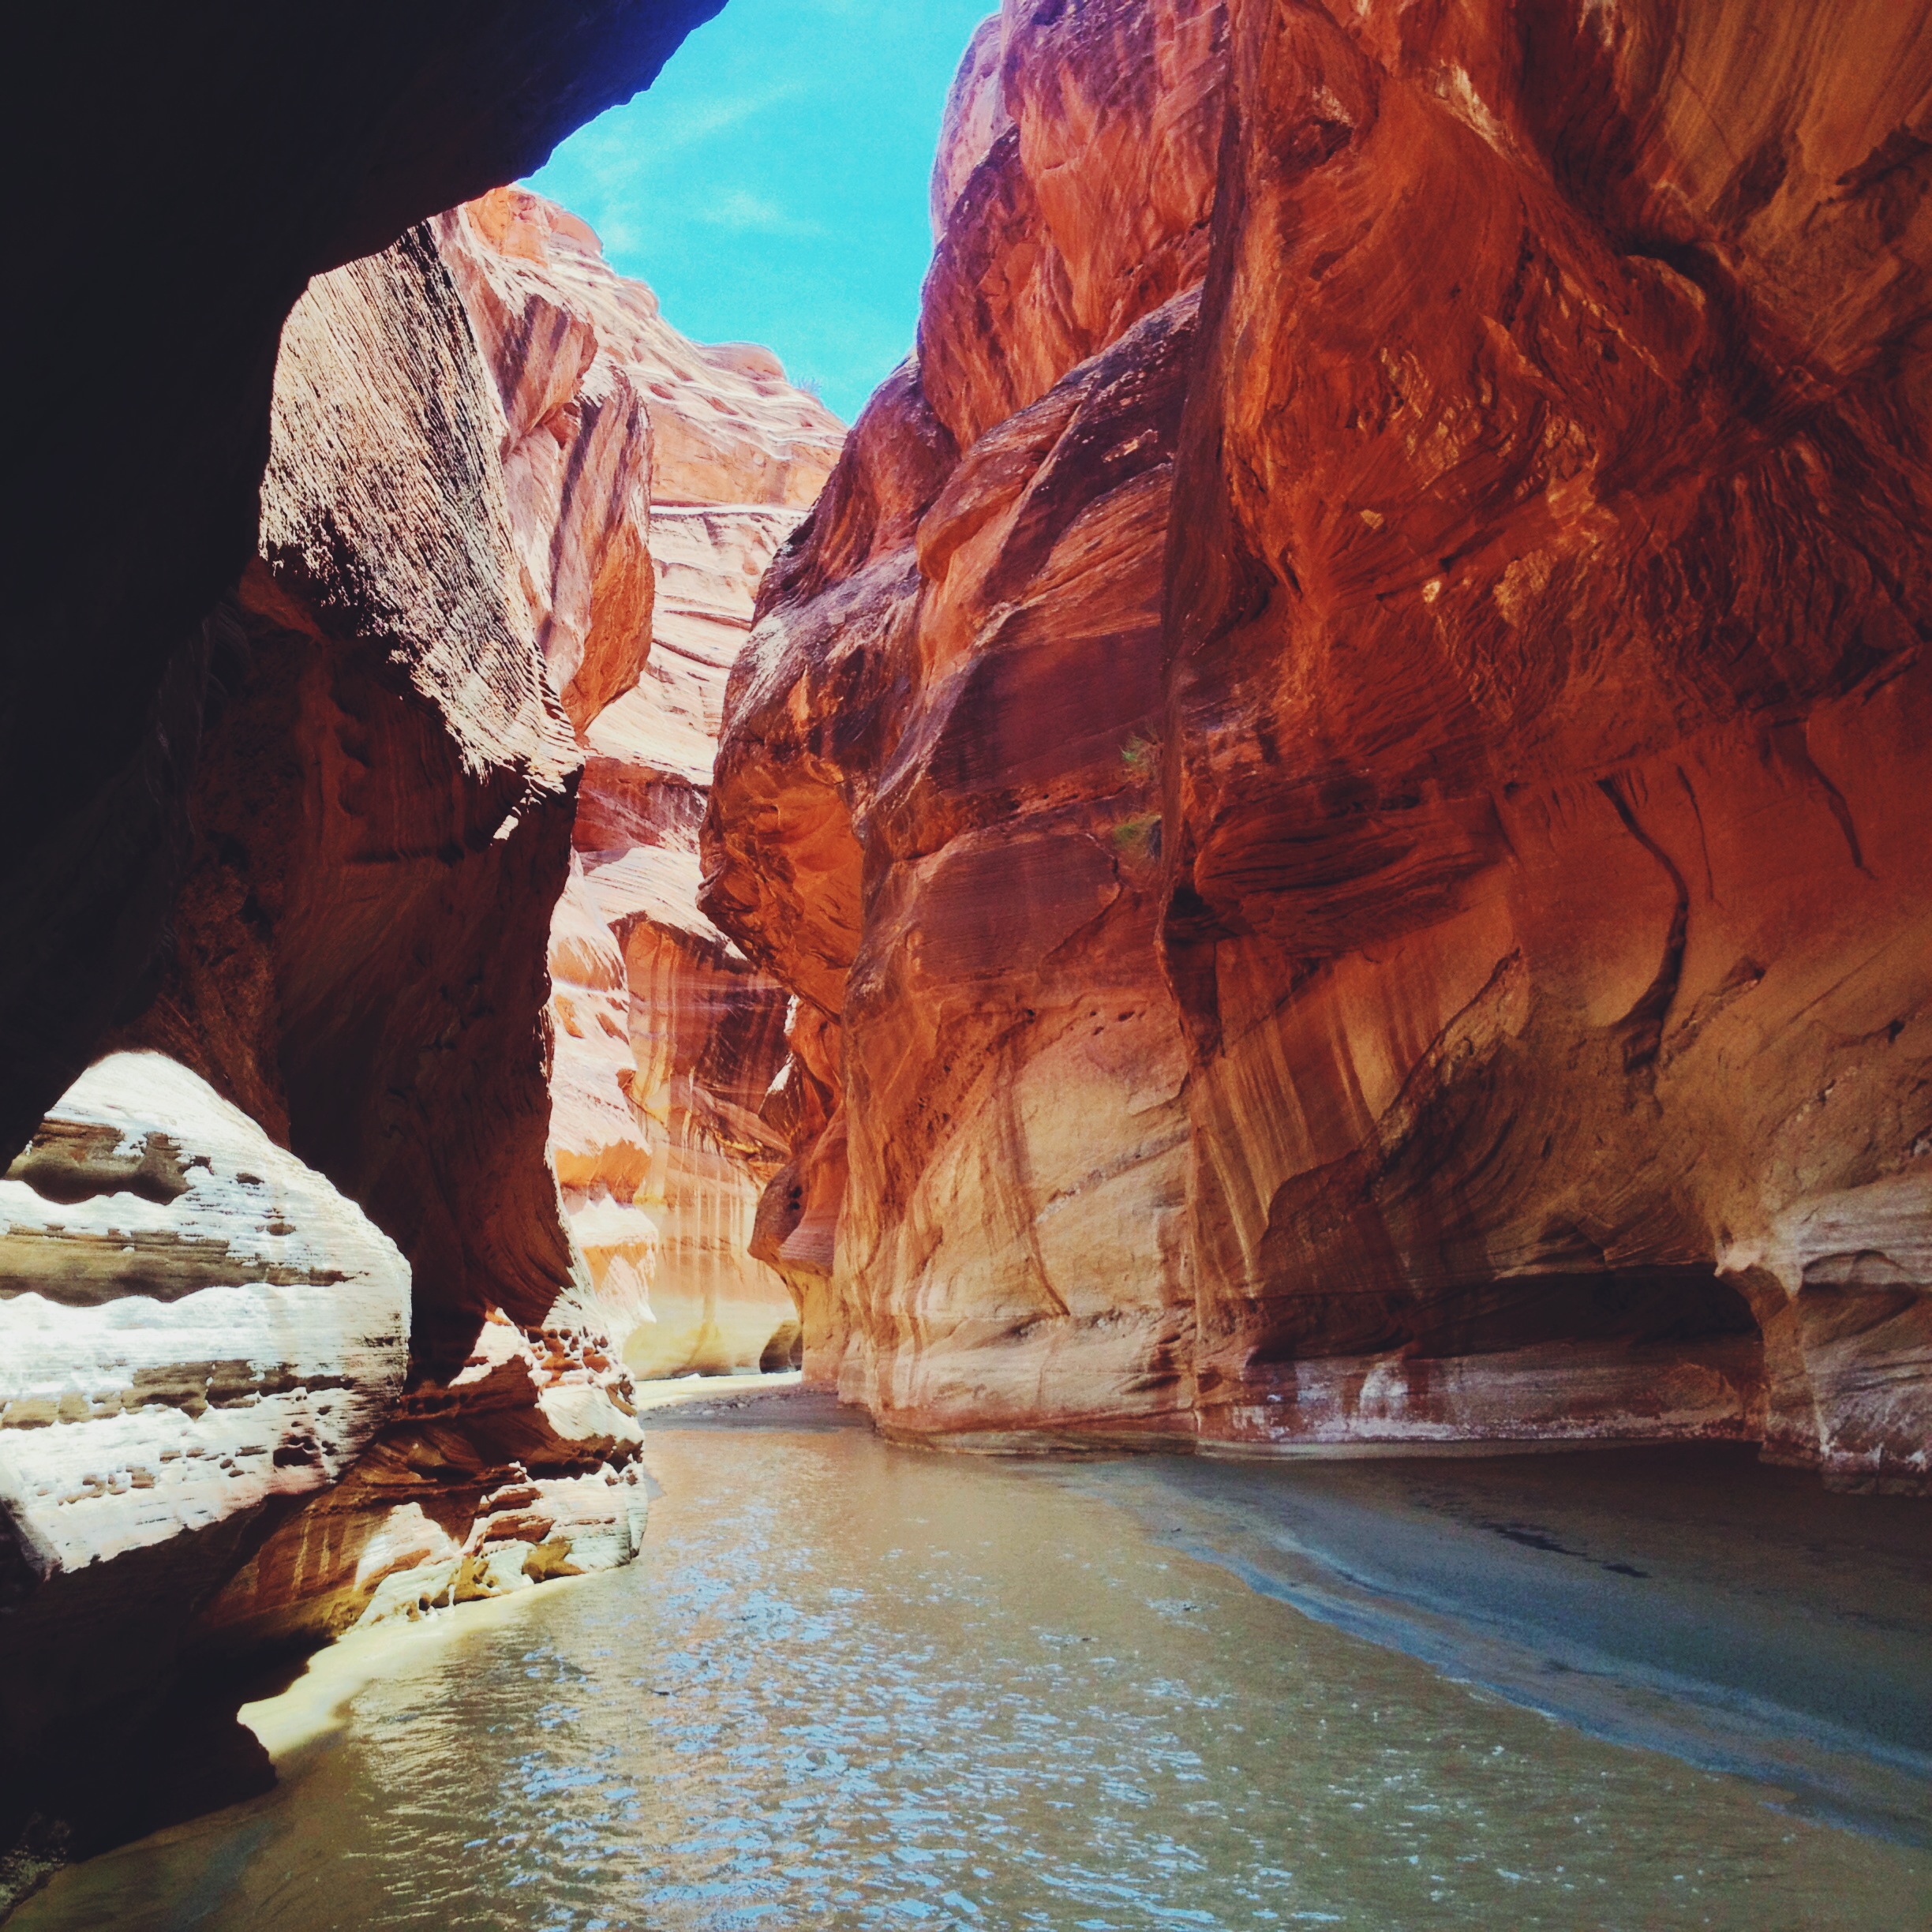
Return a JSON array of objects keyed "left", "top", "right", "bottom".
[
  {"left": 163, "top": 196, "right": 842, "bottom": 1665},
  {"left": 704, "top": 0, "right": 1932, "bottom": 1486},
  {"left": 445, "top": 190, "right": 844, "bottom": 1379}
]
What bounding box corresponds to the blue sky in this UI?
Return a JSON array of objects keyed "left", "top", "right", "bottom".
[{"left": 527, "top": 0, "right": 994, "bottom": 422}]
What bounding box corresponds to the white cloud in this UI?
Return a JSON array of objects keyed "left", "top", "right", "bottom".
[
  {"left": 692, "top": 189, "right": 826, "bottom": 238},
  {"left": 563, "top": 78, "right": 811, "bottom": 197}
]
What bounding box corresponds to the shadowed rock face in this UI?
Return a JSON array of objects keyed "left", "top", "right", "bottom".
[
  {"left": 120, "top": 227, "right": 582, "bottom": 1376},
  {"left": 0, "top": 9, "right": 735, "bottom": 1869},
  {"left": 704, "top": 0, "right": 1932, "bottom": 1486},
  {"left": 64, "top": 199, "right": 837, "bottom": 1706},
  {"left": 0, "top": 221, "right": 652, "bottom": 1883},
  {"left": 2, "top": 0, "right": 722, "bottom": 1174}
]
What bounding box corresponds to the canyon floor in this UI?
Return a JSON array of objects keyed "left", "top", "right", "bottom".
[{"left": 12, "top": 1399, "right": 1928, "bottom": 1930}]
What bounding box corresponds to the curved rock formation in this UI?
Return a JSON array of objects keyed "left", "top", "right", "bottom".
[
  {"left": 2, "top": 5, "right": 815, "bottom": 1889},
  {"left": 122, "top": 223, "right": 580, "bottom": 1374},
  {"left": 704, "top": 0, "right": 1226, "bottom": 1439},
  {"left": 6, "top": 0, "right": 724, "bottom": 1174},
  {"left": 704, "top": 0, "right": 1932, "bottom": 1488},
  {"left": 0, "top": 199, "right": 673, "bottom": 1881},
  {"left": 198, "top": 1309, "right": 646, "bottom": 1650},
  {"left": 0, "top": 1051, "right": 408, "bottom": 1874},
  {"left": 442, "top": 189, "right": 844, "bottom": 1380}
]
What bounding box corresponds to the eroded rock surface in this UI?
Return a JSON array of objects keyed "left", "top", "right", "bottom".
[
  {"left": 443, "top": 189, "right": 842, "bottom": 1380},
  {"left": 7, "top": 0, "right": 724, "bottom": 1177},
  {"left": 200, "top": 1310, "right": 646, "bottom": 1648},
  {"left": 122, "top": 224, "right": 580, "bottom": 1375},
  {"left": 0, "top": 215, "right": 631, "bottom": 1889},
  {"left": 703, "top": 0, "right": 1932, "bottom": 1487},
  {"left": 0, "top": 211, "right": 655, "bottom": 1876},
  {"left": 0, "top": 1052, "right": 408, "bottom": 1866}
]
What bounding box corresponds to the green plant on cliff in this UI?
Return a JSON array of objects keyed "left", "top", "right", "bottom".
[{"left": 1110, "top": 812, "right": 1162, "bottom": 859}]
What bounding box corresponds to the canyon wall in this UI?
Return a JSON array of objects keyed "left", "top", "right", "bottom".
[
  {"left": 123, "top": 224, "right": 585, "bottom": 1374},
  {"left": 704, "top": 0, "right": 1932, "bottom": 1488},
  {"left": 440, "top": 189, "right": 844, "bottom": 1381},
  {"left": 182, "top": 198, "right": 843, "bottom": 1656},
  {"left": 2, "top": 217, "right": 639, "bottom": 1882},
  {"left": 7, "top": 0, "right": 722, "bottom": 1175},
  {"left": 0, "top": 178, "right": 836, "bottom": 1875}
]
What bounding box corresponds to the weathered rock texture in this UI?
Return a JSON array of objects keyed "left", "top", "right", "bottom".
[
  {"left": 6, "top": 0, "right": 723, "bottom": 1176},
  {"left": 0, "top": 1052, "right": 408, "bottom": 1867},
  {"left": 0, "top": 207, "right": 664, "bottom": 1875},
  {"left": 440, "top": 189, "right": 844, "bottom": 1380},
  {"left": 199, "top": 1309, "right": 646, "bottom": 1649},
  {"left": 122, "top": 224, "right": 582, "bottom": 1376},
  {"left": 703, "top": 0, "right": 1932, "bottom": 1490}
]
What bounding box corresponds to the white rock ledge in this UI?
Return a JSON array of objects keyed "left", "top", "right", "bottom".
[{"left": 0, "top": 1052, "right": 410, "bottom": 1582}]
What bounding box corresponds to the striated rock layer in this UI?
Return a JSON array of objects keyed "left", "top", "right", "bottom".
[
  {"left": 121, "top": 223, "right": 582, "bottom": 1376},
  {"left": 703, "top": 0, "right": 1932, "bottom": 1489},
  {"left": 0, "top": 1053, "right": 409, "bottom": 1867},
  {"left": 0, "top": 207, "right": 661, "bottom": 1874},
  {"left": 443, "top": 188, "right": 843, "bottom": 1380},
  {"left": 2, "top": 10, "right": 820, "bottom": 1884},
  {"left": 199, "top": 1309, "right": 647, "bottom": 1650}
]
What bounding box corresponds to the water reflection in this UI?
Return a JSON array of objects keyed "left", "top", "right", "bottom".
[{"left": 17, "top": 1428, "right": 1929, "bottom": 1930}]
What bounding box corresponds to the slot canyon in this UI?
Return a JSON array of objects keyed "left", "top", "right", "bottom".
[{"left": 2, "top": 0, "right": 1930, "bottom": 1923}]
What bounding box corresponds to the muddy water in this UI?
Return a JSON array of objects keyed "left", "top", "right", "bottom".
[{"left": 17, "top": 1424, "right": 1930, "bottom": 1930}]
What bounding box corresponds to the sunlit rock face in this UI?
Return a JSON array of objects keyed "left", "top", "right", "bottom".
[
  {"left": 445, "top": 189, "right": 843, "bottom": 1379},
  {"left": 706, "top": 0, "right": 1228, "bottom": 1437},
  {"left": 1166, "top": 0, "right": 1932, "bottom": 1488},
  {"left": 705, "top": 0, "right": 1932, "bottom": 1485},
  {"left": 0, "top": 1052, "right": 408, "bottom": 1856},
  {"left": 199, "top": 1309, "right": 646, "bottom": 1649}
]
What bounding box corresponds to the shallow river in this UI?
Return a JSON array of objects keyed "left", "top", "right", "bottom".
[{"left": 17, "top": 1416, "right": 1930, "bottom": 1930}]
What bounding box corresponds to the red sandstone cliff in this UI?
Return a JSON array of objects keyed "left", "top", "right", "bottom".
[
  {"left": 121, "top": 225, "right": 581, "bottom": 1373},
  {"left": 703, "top": 0, "right": 1932, "bottom": 1489},
  {"left": 189, "top": 198, "right": 841, "bottom": 1653},
  {"left": 443, "top": 188, "right": 843, "bottom": 1380}
]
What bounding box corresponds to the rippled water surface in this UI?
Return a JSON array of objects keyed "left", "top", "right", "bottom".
[{"left": 19, "top": 1425, "right": 1929, "bottom": 1930}]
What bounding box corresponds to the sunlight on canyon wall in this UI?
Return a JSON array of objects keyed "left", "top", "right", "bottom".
[{"left": 703, "top": 0, "right": 1932, "bottom": 1486}]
